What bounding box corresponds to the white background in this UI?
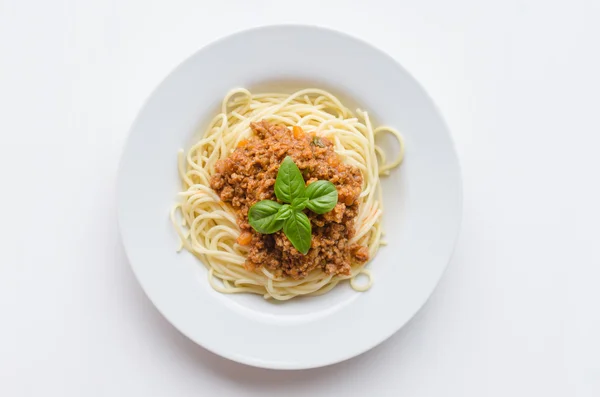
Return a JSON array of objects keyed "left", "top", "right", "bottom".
[{"left": 1, "top": 0, "right": 599, "bottom": 395}]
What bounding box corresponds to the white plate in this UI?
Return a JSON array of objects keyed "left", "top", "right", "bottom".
[{"left": 117, "top": 25, "right": 462, "bottom": 369}]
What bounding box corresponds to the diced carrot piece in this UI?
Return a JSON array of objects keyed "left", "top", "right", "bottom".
[
  {"left": 293, "top": 126, "right": 304, "bottom": 139},
  {"left": 237, "top": 139, "right": 249, "bottom": 148},
  {"left": 236, "top": 231, "right": 252, "bottom": 245}
]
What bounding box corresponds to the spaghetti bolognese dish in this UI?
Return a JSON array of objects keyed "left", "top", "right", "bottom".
[{"left": 171, "top": 88, "right": 404, "bottom": 300}]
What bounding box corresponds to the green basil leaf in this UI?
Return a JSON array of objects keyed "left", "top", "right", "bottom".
[
  {"left": 291, "top": 197, "right": 309, "bottom": 211},
  {"left": 274, "top": 204, "right": 293, "bottom": 221},
  {"left": 305, "top": 180, "right": 338, "bottom": 214},
  {"left": 248, "top": 200, "right": 284, "bottom": 234},
  {"left": 274, "top": 156, "right": 305, "bottom": 204},
  {"left": 283, "top": 211, "right": 312, "bottom": 254}
]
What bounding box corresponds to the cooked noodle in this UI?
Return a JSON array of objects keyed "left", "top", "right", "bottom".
[{"left": 171, "top": 88, "right": 404, "bottom": 300}]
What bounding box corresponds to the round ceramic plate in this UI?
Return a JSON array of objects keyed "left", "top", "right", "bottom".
[{"left": 117, "top": 25, "right": 462, "bottom": 369}]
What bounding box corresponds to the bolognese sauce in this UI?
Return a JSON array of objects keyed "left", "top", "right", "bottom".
[{"left": 210, "top": 120, "right": 369, "bottom": 279}]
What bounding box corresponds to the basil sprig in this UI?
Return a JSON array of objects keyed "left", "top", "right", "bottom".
[{"left": 248, "top": 156, "right": 338, "bottom": 254}]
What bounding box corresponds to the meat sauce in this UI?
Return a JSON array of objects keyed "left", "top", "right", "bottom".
[{"left": 210, "top": 121, "right": 369, "bottom": 279}]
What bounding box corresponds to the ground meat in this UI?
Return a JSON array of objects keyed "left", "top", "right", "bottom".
[{"left": 210, "top": 120, "right": 369, "bottom": 279}]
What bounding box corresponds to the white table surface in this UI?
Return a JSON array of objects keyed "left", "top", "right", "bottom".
[{"left": 1, "top": 0, "right": 599, "bottom": 395}]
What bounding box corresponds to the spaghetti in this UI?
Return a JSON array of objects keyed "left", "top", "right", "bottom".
[{"left": 171, "top": 88, "right": 404, "bottom": 300}]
